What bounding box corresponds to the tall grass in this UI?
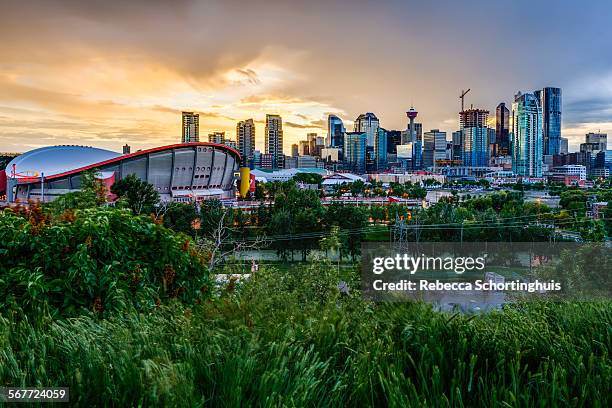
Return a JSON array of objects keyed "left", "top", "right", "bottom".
[{"left": 0, "top": 261, "right": 610, "bottom": 407}]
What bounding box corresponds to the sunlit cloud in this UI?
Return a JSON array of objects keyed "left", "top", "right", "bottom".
[{"left": 0, "top": 0, "right": 611, "bottom": 154}]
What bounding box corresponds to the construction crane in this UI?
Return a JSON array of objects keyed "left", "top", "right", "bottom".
[{"left": 459, "top": 89, "right": 471, "bottom": 112}]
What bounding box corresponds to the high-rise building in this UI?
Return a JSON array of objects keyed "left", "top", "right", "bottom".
[
  {"left": 237, "top": 119, "right": 256, "bottom": 167},
  {"left": 460, "top": 108, "right": 488, "bottom": 128},
  {"left": 265, "top": 114, "right": 284, "bottom": 169},
  {"left": 386, "top": 130, "right": 402, "bottom": 154},
  {"left": 535, "top": 87, "right": 561, "bottom": 155},
  {"left": 354, "top": 113, "right": 380, "bottom": 147},
  {"left": 365, "top": 146, "right": 376, "bottom": 173},
  {"left": 401, "top": 123, "right": 423, "bottom": 142},
  {"left": 580, "top": 142, "right": 602, "bottom": 154},
  {"left": 445, "top": 142, "right": 454, "bottom": 160},
  {"left": 344, "top": 132, "right": 367, "bottom": 174},
  {"left": 307, "top": 133, "right": 317, "bottom": 155},
  {"left": 208, "top": 131, "right": 225, "bottom": 144},
  {"left": 224, "top": 139, "right": 237, "bottom": 150},
  {"left": 495, "top": 103, "right": 510, "bottom": 156},
  {"left": 181, "top": 112, "right": 199, "bottom": 143},
  {"left": 320, "top": 147, "right": 342, "bottom": 162},
  {"left": 375, "top": 128, "right": 388, "bottom": 171},
  {"left": 284, "top": 156, "right": 298, "bottom": 169},
  {"left": 260, "top": 153, "right": 273, "bottom": 169},
  {"left": 511, "top": 92, "right": 543, "bottom": 177},
  {"left": 299, "top": 140, "right": 310, "bottom": 156},
  {"left": 297, "top": 155, "right": 317, "bottom": 168},
  {"left": 559, "top": 137, "right": 569, "bottom": 155},
  {"left": 488, "top": 128, "right": 497, "bottom": 159},
  {"left": 452, "top": 131, "right": 462, "bottom": 161},
  {"left": 423, "top": 129, "right": 447, "bottom": 168},
  {"left": 122, "top": 144, "right": 131, "bottom": 155},
  {"left": 462, "top": 128, "right": 489, "bottom": 167},
  {"left": 460, "top": 108, "right": 489, "bottom": 167},
  {"left": 252, "top": 150, "right": 262, "bottom": 167},
  {"left": 291, "top": 143, "right": 299, "bottom": 157},
  {"left": 403, "top": 108, "right": 422, "bottom": 169},
  {"left": 401, "top": 124, "right": 422, "bottom": 144},
  {"left": 306, "top": 133, "right": 325, "bottom": 157},
  {"left": 585, "top": 132, "right": 607, "bottom": 151},
  {"left": 327, "top": 115, "right": 345, "bottom": 148}
]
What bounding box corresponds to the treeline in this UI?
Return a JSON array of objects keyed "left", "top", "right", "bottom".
[
  {"left": 36, "top": 172, "right": 610, "bottom": 265},
  {"left": 253, "top": 177, "right": 428, "bottom": 199},
  {"left": 106, "top": 177, "right": 607, "bottom": 253}
]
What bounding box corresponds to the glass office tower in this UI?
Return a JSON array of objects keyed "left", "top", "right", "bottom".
[
  {"left": 327, "top": 114, "right": 345, "bottom": 148},
  {"left": 535, "top": 87, "right": 561, "bottom": 155},
  {"left": 344, "top": 132, "right": 367, "bottom": 174},
  {"left": 495, "top": 103, "right": 510, "bottom": 156},
  {"left": 512, "top": 92, "right": 543, "bottom": 177},
  {"left": 460, "top": 109, "right": 489, "bottom": 167}
]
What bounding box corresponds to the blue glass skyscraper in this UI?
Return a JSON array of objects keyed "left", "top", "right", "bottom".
[
  {"left": 512, "top": 92, "right": 543, "bottom": 177},
  {"left": 375, "top": 128, "right": 388, "bottom": 170},
  {"left": 344, "top": 132, "right": 367, "bottom": 174},
  {"left": 460, "top": 108, "right": 489, "bottom": 167},
  {"left": 535, "top": 87, "right": 561, "bottom": 155},
  {"left": 495, "top": 103, "right": 510, "bottom": 156},
  {"left": 327, "top": 114, "right": 345, "bottom": 148},
  {"left": 354, "top": 113, "right": 379, "bottom": 147}
]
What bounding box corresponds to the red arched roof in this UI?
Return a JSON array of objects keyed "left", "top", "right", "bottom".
[{"left": 15, "top": 142, "right": 241, "bottom": 183}]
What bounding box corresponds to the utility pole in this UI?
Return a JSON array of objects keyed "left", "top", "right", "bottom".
[
  {"left": 40, "top": 172, "right": 45, "bottom": 204},
  {"left": 459, "top": 89, "right": 471, "bottom": 112}
]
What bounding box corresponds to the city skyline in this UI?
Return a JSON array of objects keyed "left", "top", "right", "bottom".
[{"left": 1, "top": 0, "right": 611, "bottom": 154}]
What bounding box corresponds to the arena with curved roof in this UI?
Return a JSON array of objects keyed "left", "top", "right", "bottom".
[{"left": 1, "top": 143, "right": 240, "bottom": 203}]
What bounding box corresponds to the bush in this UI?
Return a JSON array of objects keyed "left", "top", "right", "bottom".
[
  {"left": 0, "top": 261, "right": 609, "bottom": 406},
  {"left": 0, "top": 206, "right": 209, "bottom": 318}
]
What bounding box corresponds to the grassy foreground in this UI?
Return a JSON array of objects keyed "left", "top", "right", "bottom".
[{"left": 1, "top": 261, "right": 610, "bottom": 407}]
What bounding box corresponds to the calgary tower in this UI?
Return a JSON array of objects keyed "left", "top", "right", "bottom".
[{"left": 406, "top": 107, "right": 418, "bottom": 143}]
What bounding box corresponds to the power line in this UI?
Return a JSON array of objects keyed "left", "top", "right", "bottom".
[{"left": 224, "top": 216, "right": 611, "bottom": 243}]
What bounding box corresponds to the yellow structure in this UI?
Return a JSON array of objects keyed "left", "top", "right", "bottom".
[{"left": 239, "top": 167, "right": 250, "bottom": 198}]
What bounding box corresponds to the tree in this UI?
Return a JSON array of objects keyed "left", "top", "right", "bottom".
[
  {"left": 559, "top": 190, "right": 587, "bottom": 215},
  {"left": 254, "top": 181, "right": 266, "bottom": 200},
  {"left": 319, "top": 225, "right": 342, "bottom": 274},
  {"left": 197, "top": 206, "right": 265, "bottom": 273},
  {"left": 325, "top": 203, "right": 367, "bottom": 260},
  {"left": 331, "top": 183, "right": 345, "bottom": 198},
  {"left": 580, "top": 219, "right": 606, "bottom": 242},
  {"left": 162, "top": 202, "right": 199, "bottom": 235},
  {"left": 50, "top": 170, "right": 107, "bottom": 212},
  {"left": 408, "top": 185, "right": 427, "bottom": 199},
  {"left": 111, "top": 174, "right": 160, "bottom": 215},
  {"left": 350, "top": 180, "right": 365, "bottom": 197},
  {"left": 200, "top": 199, "right": 226, "bottom": 232},
  {"left": 293, "top": 172, "right": 323, "bottom": 186},
  {"left": 269, "top": 186, "right": 327, "bottom": 261}
]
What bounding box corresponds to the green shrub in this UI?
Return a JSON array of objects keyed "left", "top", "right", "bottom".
[
  {"left": 0, "top": 206, "right": 209, "bottom": 318},
  {"left": 3, "top": 262, "right": 610, "bottom": 406}
]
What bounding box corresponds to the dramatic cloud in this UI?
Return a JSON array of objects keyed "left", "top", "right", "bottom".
[{"left": 0, "top": 0, "right": 611, "bottom": 153}]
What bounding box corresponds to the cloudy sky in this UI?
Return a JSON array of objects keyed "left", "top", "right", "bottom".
[{"left": 1, "top": 0, "right": 611, "bottom": 153}]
